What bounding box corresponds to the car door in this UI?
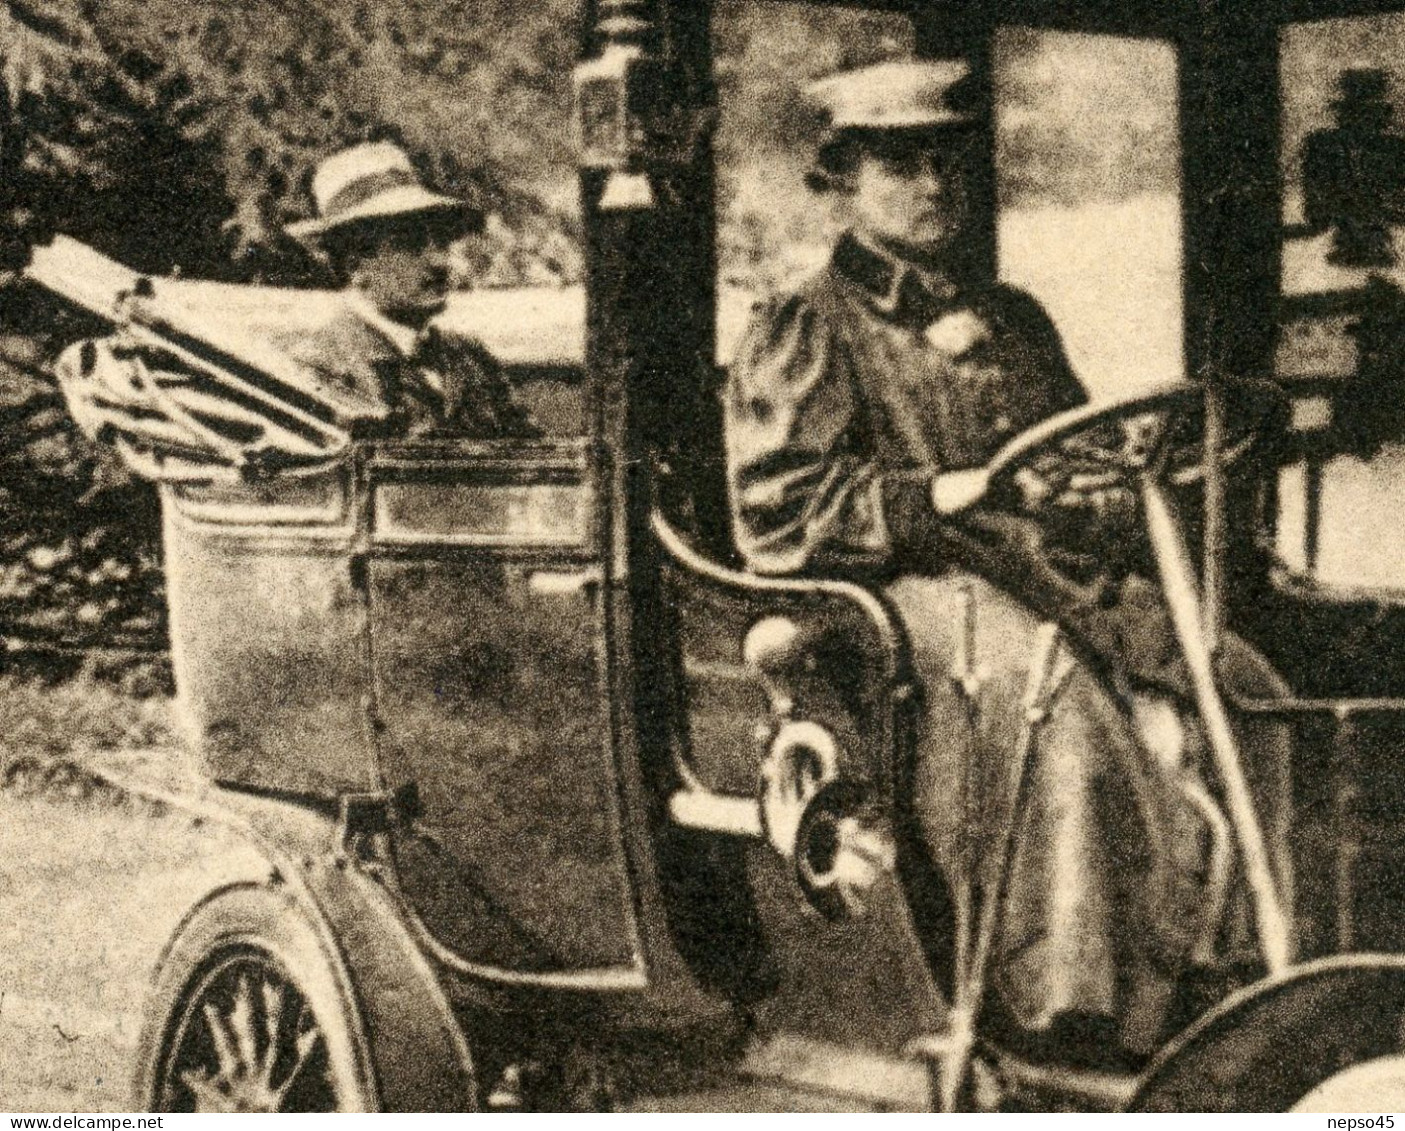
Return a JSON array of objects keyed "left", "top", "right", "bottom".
[
  {"left": 163, "top": 467, "right": 377, "bottom": 796},
  {"left": 364, "top": 436, "right": 642, "bottom": 980}
]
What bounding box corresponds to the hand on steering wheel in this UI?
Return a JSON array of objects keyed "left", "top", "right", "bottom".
[
  {"left": 958, "top": 381, "right": 1286, "bottom": 602},
  {"left": 988, "top": 382, "right": 1284, "bottom": 511},
  {"left": 929, "top": 381, "right": 1285, "bottom": 550},
  {"left": 928, "top": 444, "right": 1146, "bottom": 553},
  {"left": 930, "top": 467, "right": 992, "bottom": 516}
]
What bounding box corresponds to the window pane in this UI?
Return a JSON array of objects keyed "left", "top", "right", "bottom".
[
  {"left": 374, "top": 479, "right": 590, "bottom": 545},
  {"left": 995, "top": 30, "right": 1183, "bottom": 399},
  {"left": 1281, "top": 14, "right": 1405, "bottom": 295},
  {"left": 1276, "top": 15, "right": 1405, "bottom": 594}
]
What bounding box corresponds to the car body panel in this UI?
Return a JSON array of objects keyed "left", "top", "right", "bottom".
[
  {"left": 365, "top": 440, "right": 642, "bottom": 975},
  {"left": 163, "top": 468, "right": 377, "bottom": 796}
]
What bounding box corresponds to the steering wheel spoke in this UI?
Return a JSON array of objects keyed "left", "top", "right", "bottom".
[{"left": 1058, "top": 412, "right": 1167, "bottom": 474}]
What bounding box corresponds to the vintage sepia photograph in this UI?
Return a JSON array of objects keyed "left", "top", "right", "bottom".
[{"left": 0, "top": 0, "right": 1404, "bottom": 1113}]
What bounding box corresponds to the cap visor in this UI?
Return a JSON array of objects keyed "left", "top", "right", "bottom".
[{"left": 827, "top": 111, "right": 977, "bottom": 131}]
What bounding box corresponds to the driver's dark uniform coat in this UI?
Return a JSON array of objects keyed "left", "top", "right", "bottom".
[
  {"left": 726, "top": 233, "right": 1085, "bottom": 574},
  {"left": 724, "top": 233, "right": 1292, "bottom": 1058}
]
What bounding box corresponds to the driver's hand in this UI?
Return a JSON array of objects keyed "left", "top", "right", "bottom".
[
  {"left": 1013, "top": 460, "right": 1138, "bottom": 542},
  {"left": 930, "top": 467, "right": 990, "bottom": 515},
  {"left": 1011, "top": 467, "right": 1056, "bottom": 513}
]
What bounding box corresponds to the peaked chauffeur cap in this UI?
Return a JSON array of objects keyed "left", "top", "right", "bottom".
[
  {"left": 808, "top": 59, "right": 977, "bottom": 131},
  {"left": 806, "top": 59, "right": 979, "bottom": 189},
  {"left": 286, "top": 140, "right": 480, "bottom": 240}
]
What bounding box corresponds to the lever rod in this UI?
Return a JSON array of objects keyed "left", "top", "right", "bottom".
[{"left": 1142, "top": 477, "right": 1293, "bottom": 974}]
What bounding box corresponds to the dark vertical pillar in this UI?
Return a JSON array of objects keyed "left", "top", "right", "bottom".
[
  {"left": 577, "top": 0, "right": 754, "bottom": 1019},
  {"left": 1177, "top": 7, "right": 1281, "bottom": 640},
  {"left": 582, "top": 0, "right": 724, "bottom": 555},
  {"left": 653, "top": 0, "right": 729, "bottom": 558},
  {"left": 1177, "top": 6, "right": 1282, "bottom": 385},
  {"left": 912, "top": 1, "right": 998, "bottom": 284}
]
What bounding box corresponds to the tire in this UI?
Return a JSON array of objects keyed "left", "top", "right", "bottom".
[
  {"left": 134, "top": 882, "right": 377, "bottom": 1112},
  {"left": 1130, "top": 955, "right": 1405, "bottom": 1112}
]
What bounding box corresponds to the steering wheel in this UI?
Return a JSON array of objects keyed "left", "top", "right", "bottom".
[
  {"left": 983, "top": 379, "right": 1287, "bottom": 504},
  {"left": 942, "top": 380, "right": 1288, "bottom": 615}
]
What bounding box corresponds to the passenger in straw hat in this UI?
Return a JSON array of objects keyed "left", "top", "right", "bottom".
[
  {"left": 286, "top": 139, "right": 533, "bottom": 437},
  {"left": 722, "top": 60, "right": 1294, "bottom": 1071}
]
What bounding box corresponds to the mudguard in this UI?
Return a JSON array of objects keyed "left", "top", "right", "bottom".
[
  {"left": 136, "top": 783, "right": 478, "bottom": 1112},
  {"left": 1130, "top": 954, "right": 1405, "bottom": 1112}
]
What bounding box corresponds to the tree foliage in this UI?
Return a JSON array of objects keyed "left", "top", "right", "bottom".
[{"left": 0, "top": 0, "right": 582, "bottom": 285}]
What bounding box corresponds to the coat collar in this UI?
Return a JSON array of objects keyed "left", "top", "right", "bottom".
[
  {"left": 345, "top": 291, "right": 420, "bottom": 358},
  {"left": 830, "top": 231, "right": 963, "bottom": 328}
]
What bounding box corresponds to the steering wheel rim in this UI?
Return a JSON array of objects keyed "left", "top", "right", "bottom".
[{"left": 983, "top": 378, "right": 1287, "bottom": 497}]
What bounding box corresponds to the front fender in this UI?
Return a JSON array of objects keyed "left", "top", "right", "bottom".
[
  {"left": 140, "top": 784, "right": 478, "bottom": 1112},
  {"left": 1130, "top": 954, "right": 1405, "bottom": 1112}
]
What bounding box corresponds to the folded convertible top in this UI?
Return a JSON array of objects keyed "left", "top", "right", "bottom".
[{"left": 24, "top": 235, "right": 755, "bottom": 483}]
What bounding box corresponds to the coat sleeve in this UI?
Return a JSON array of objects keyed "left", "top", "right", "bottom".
[
  {"left": 723, "top": 292, "right": 921, "bottom": 575},
  {"left": 291, "top": 324, "right": 389, "bottom": 410}
]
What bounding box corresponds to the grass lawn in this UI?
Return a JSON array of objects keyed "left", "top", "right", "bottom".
[{"left": 0, "top": 673, "right": 267, "bottom": 1112}]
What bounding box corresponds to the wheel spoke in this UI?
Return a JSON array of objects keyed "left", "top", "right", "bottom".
[
  {"left": 202, "top": 1000, "right": 241, "bottom": 1079},
  {"left": 178, "top": 1068, "right": 237, "bottom": 1113},
  {"left": 258, "top": 979, "right": 286, "bottom": 1091},
  {"left": 273, "top": 1007, "right": 325, "bottom": 1105},
  {"left": 228, "top": 975, "right": 261, "bottom": 1080},
  {"left": 160, "top": 943, "right": 344, "bottom": 1114},
  {"left": 1064, "top": 438, "right": 1130, "bottom": 468}
]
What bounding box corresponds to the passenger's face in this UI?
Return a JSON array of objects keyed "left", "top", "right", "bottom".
[
  {"left": 847, "top": 133, "right": 973, "bottom": 258},
  {"left": 349, "top": 214, "right": 459, "bottom": 328}
]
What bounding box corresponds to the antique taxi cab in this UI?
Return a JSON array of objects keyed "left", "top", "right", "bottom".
[{"left": 26, "top": 0, "right": 1405, "bottom": 1113}]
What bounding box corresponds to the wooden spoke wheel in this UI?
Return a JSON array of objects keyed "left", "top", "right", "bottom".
[{"left": 137, "top": 884, "right": 374, "bottom": 1113}]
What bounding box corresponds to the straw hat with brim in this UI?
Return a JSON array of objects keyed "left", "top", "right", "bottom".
[
  {"left": 805, "top": 59, "right": 980, "bottom": 192},
  {"left": 285, "top": 140, "right": 482, "bottom": 241}
]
